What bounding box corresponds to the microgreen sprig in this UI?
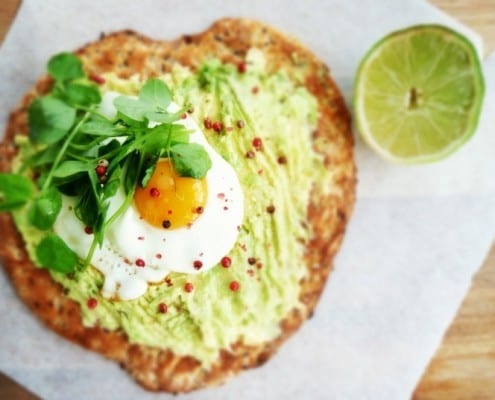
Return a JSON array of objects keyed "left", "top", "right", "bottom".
[{"left": 0, "top": 52, "right": 212, "bottom": 274}]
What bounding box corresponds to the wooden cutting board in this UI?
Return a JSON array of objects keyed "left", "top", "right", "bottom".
[
  {"left": 413, "top": 2, "right": 495, "bottom": 399},
  {"left": 0, "top": 1, "right": 494, "bottom": 399},
  {"left": 413, "top": 242, "right": 495, "bottom": 399}
]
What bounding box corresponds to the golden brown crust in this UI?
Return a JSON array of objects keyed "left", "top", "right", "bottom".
[{"left": 0, "top": 18, "right": 356, "bottom": 393}]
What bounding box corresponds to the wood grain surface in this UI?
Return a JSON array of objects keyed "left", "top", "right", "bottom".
[
  {"left": 414, "top": 2, "right": 495, "bottom": 399},
  {"left": 0, "top": 0, "right": 20, "bottom": 45},
  {"left": 414, "top": 243, "right": 495, "bottom": 399},
  {"left": 432, "top": 0, "right": 495, "bottom": 55},
  {"left": 0, "top": 1, "right": 494, "bottom": 399}
]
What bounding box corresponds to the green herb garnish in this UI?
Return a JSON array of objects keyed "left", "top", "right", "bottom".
[
  {"left": 0, "top": 52, "right": 212, "bottom": 274},
  {"left": 35, "top": 233, "right": 79, "bottom": 273},
  {"left": 0, "top": 173, "right": 35, "bottom": 211}
]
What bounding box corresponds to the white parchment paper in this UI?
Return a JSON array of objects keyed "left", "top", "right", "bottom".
[{"left": 1, "top": 1, "right": 494, "bottom": 399}]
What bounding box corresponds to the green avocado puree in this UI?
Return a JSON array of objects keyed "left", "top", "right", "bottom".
[{"left": 14, "top": 49, "right": 328, "bottom": 366}]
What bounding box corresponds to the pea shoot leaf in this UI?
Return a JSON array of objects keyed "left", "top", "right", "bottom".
[
  {"left": 75, "top": 182, "right": 100, "bottom": 228},
  {"left": 28, "top": 187, "right": 62, "bottom": 230},
  {"left": 113, "top": 96, "right": 150, "bottom": 121},
  {"left": 170, "top": 143, "right": 212, "bottom": 179},
  {"left": 63, "top": 82, "right": 102, "bottom": 107},
  {"left": 28, "top": 97, "right": 76, "bottom": 144},
  {"left": 123, "top": 151, "right": 142, "bottom": 194},
  {"left": 140, "top": 156, "right": 159, "bottom": 188},
  {"left": 52, "top": 160, "right": 91, "bottom": 179},
  {"left": 144, "top": 110, "right": 182, "bottom": 123},
  {"left": 81, "top": 118, "right": 121, "bottom": 136},
  {"left": 103, "top": 166, "right": 121, "bottom": 198},
  {"left": 35, "top": 233, "right": 78, "bottom": 273},
  {"left": 0, "top": 173, "right": 35, "bottom": 211},
  {"left": 140, "top": 124, "right": 171, "bottom": 153},
  {"left": 47, "top": 52, "right": 84, "bottom": 82},
  {"left": 140, "top": 124, "right": 191, "bottom": 155},
  {"left": 169, "top": 125, "right": 192, "bottom": 144},
  {"left": 114, "top": 79, "right": 176, "bottom": 123},
  {"left": 139, "top": 78, "right": 172, "bottom": 109}
]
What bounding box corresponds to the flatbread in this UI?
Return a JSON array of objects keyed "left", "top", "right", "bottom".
[{"left": 0, "top": 18, "right": 355, "bottom": 393}]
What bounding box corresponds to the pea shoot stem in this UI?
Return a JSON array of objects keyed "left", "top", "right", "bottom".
[
  {"left": 68, "top": 136, "right": 108, "bottom": 151},
  {"left": 83, "top": 235, "right": 99, "bottom": 268},
  {"left": 104, "top": 188, "right": 135, "bottom": 230},
  {"left": 65, "top": 151, "right": 89, "bottom": 161},
  {"left": 41, "top": 111, "right": 91, "bottom": 192}
]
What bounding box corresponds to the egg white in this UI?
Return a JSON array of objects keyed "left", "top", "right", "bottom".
[{"left": 54, "top": 93, "right": 244, "bottom": 300}]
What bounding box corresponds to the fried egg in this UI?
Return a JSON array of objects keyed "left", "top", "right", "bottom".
[{"left": 54, "top": 93, "right": 244, "bottom": 300}]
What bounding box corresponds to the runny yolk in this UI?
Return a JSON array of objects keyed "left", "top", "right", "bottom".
[{"left": 134, "top": 160, "right": 207, "bottom": 229}]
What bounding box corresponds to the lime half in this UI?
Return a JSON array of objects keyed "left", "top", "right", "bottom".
[{"left": 354, "top": 24, "right": 485, "bottom": 163}]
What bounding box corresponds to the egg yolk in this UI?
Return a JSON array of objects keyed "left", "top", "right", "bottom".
[{"left": 134, "top": 160, "right": 207, "bottom": 229}]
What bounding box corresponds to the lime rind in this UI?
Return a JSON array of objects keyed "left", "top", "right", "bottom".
[{"left": 354, "top": 24, "right": 485, "bottom": 164}]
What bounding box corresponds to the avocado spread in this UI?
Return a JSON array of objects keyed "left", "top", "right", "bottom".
[{"left": 14, "top": 49, "right": 328, "bottom": 366}]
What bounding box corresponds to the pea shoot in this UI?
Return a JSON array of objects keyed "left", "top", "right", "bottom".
[{"left": 0, "top": 52, "right": 212, "bottom": 274}]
